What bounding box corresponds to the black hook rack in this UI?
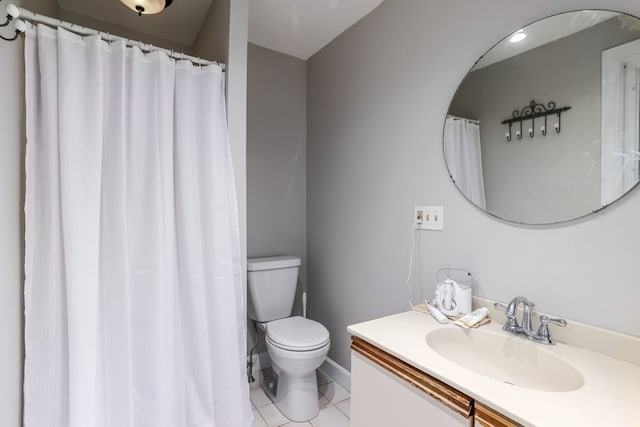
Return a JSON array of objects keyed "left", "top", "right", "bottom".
[{"left": 502, "top": 100, "right": 571, "bottom": 143}]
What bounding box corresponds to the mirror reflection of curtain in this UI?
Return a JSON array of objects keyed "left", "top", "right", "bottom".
[
  {"left": 601, "top": 39, "right": 640, "bottom": 206},
  {"left": 444, "top": 116, "right": 487, "bottom": 209}
]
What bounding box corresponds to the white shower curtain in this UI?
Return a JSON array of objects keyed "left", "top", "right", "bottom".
[
  {"left": 23, "top": 24, "right": 251, "bottom": 427},
  {"left": 444, "top": 117, "right": 487, "bottom": 209}
]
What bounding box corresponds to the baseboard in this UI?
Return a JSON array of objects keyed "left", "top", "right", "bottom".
[{"left": 320, "top": 357, "right": 351, "bottom": 392}]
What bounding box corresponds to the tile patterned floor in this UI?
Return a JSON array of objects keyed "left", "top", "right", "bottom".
[{"left": 250, "top": 369, "right": 350, "bottom": 427}]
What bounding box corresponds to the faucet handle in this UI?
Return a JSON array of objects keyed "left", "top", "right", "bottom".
[
  {"left": 495, "top": 301, "right": 521, "bottom": 332},
  {"left": 539, "top": 315, "right": 567, "bottom": 327},
  {"left": 494, "top": 302, "right": 508, "bottom": 311},
  {"left": 536, "top": 315, "right": 567, "bottom": 344}
]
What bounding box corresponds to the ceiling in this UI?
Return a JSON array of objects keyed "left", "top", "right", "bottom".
[
  {"left": 57, "top": 0, "right": 384, "bottom": 60},
  {"left": 248, "top": 0, "right": 384, "bottom": 59}
]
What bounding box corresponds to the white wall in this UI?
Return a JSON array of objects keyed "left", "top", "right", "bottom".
[
  {"left": 307, "top": 0, "right": 640, "bottom": 370},
  {"left": 226, "top": 0, "right": 249, "bottom": 306}
]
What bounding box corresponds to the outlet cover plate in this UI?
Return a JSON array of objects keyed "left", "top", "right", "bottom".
[{"left": 415, "top": 206, "right": 444, "bottom": 231}]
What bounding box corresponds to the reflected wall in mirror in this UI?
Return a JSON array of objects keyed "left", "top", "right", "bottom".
[{"left": 445, "top": 10, "right": 640, "bottom": 224}]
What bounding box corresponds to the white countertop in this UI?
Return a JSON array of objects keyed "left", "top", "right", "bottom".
[{"left": 348, "top": 310, "right": 640, "bottom": 427}]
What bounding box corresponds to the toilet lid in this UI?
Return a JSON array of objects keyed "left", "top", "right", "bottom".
[{"left": 266, "top": 316, "right": 330, "bottom": 351}]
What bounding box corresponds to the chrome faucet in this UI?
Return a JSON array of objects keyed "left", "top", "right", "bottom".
[{"left": 495, "top": 296, "right": 566, "bottom": 345}]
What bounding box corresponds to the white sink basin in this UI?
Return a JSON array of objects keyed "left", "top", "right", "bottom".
[{"left": 426, "top": 327, "right": 584, "bottom": 392}]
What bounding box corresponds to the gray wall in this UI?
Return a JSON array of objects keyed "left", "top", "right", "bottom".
[
  {"left": 449, "top": 17, "right": 640, "bottom": 223},
  {"left": 193, "top": 0, "right": 230, "bottom": 65},
  {"left": 307, "top": 0, "right": 640, "bottom": 370},
  {"left": 58, "top": 8, "right": 194, "bottom": 54},
  {"left": 247, "top": 44, "right": 307, "bottom": 292},
  {"left": 247, "top": 44, "right": 307, "bottom": 351}
]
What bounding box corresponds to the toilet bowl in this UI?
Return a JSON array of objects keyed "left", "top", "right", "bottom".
[
  {"left": 247, "top": 256, "right": 330, "bottom": 422},
  {"left": 264, "top": 316, "right": 330, "bottom": 421}
]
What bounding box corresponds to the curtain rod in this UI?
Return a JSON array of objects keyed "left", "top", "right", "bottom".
[
  {"left": 9, "top": 4, "right": 225, "bottom": 70},
  {"left": 446, "top": 114, "right": 480, "bottom": 125}
]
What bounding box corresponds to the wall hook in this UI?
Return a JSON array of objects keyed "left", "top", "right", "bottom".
[
  {"left": 501, "top": 99, "right": 571, "bottom": 141},
  {"left": 506, "top": 122, "right": 512, "bottom": 141},
  {"left": 517, "top": 120, "right": 522, "bottom": 140}
]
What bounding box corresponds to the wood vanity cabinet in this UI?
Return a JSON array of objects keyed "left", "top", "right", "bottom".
[
  {"left": 474, "top": 403, "right": 520, "bottom": 427},
  {"left": 350, "top": 337, "right": 520, "bottom": 427}
]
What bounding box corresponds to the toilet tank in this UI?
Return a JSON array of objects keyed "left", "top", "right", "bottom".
[{"left": 247, "top": 256, "right": 301, "bottom": 322}]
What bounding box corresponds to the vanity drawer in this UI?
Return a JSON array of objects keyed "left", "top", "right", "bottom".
[
  {"left": 351, "top": 337, "right": 523, "bottom": 427},
  {"left": 351, "top": 337, "right": 473, "bottom": 427}
]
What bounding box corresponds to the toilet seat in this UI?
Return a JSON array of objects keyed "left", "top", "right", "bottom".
[{"left": 266, "top": 316, "right": 330, "bottom": 351}]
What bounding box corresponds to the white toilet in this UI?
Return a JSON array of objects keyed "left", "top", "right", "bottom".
[{"left": 247, "top": 256, "right": 330, "bottom": 422}]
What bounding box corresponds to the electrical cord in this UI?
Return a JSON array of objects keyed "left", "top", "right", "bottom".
[
  {"left": 405, "top": 221, "right": 417, "bottom": 309},
  {"left": 246, "top": 320, "right": 259, "bottom": 383}
]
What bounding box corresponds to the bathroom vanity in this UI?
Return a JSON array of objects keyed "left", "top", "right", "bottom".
[{"left": 348, "top": 307, "right": 640, "bottom": 426}]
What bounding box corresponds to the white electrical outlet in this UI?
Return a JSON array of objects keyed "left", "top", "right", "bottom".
[
  {"left": 414, "top": 206, "right": 425, "bottom": 227},
  {"left": 414, "top": 206, "right": 444, "bottom": 231}
]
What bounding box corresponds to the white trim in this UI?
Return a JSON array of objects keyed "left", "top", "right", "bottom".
[
  {"left": 320, "top": 357, "right": 351, "bottom": 392},
  {"left": 601, "top": 39, "right": 640, "bottom": 205}
]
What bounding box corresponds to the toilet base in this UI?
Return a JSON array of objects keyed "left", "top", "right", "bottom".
[
  {"left": 263, "top": 324, "right": 330, "bottom": 422},
  {"left": 269, "top": 369, "right": 319, "bottom": 422}
]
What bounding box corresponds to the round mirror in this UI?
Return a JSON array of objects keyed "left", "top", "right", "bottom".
[{"left": 445, "top": 10, "right": 640, "bottom": 224}]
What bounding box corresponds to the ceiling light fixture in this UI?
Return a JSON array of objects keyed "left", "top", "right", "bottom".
[
  {"left": 509, "top": 30, "right": 526, "bottom": 43},
  {"left": 120, "top": 0, "right": 173, "bottom": 17}
]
